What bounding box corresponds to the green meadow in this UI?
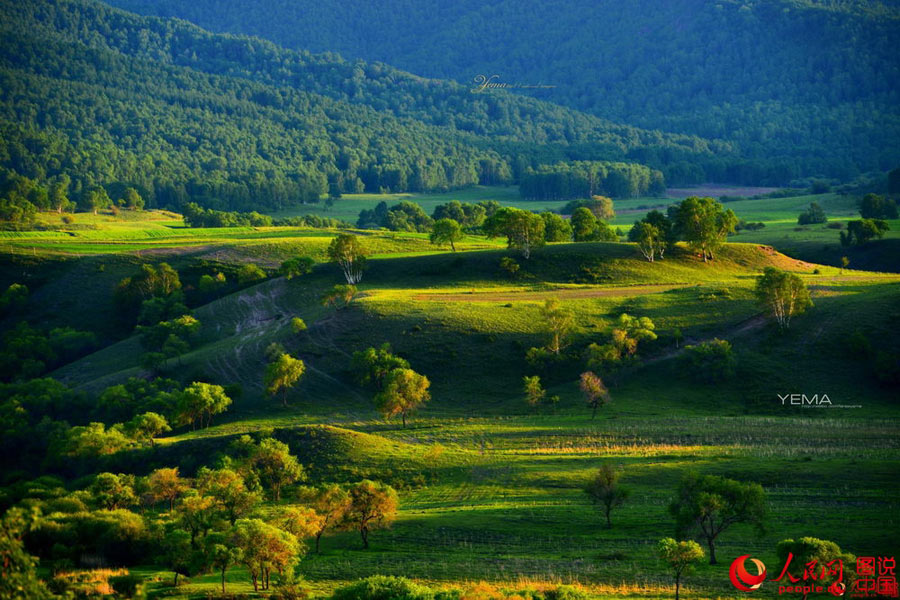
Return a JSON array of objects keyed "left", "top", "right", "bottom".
[{"left": 4, "top": 187, "right": 899, "bottom": 599}]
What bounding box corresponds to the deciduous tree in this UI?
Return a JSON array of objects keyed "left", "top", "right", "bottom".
[
  {"left": 375, "top": 368, "right": 430, "bottom": 427},
  {"left": 585, "top": 464, "right": 630, "bottom": 528},
  {"left": 345, "top": 480, "right": 398, "bottom": 549},
  {"left": 310, "top": 484, "right": 351, "bottom": 553},
  {"left": 670, "top": 196, "right": 737, "bottom": 262},
  {"left": 657, "top": 537, "right": 704, "bottom": 600},
  {"left": 322, "top": 284, "right": 358, "bottom": 309},
  {"left": 176, "top": 382, "right": 232, "bottom": 429},
  {"left": 522, "top": 375, "right": 546, "bottom": 407},
  {"left": 251, "top": 438, "right": 304, "bottom": 501},
  {"left": 484, "top": 207, "right": 545, "bottom": 258},
  {"left": 754, "top": 267, "right": 812, "bottom": 330},
  {"left": 429, "top": 218, "right": 463, "bottom": 251},
  {"left": 327, "top": 234, "right": 367, "bottom": 284},
  {"left": 147, "top": 467, "right": 187, "bottom": 512},
  {"left": 264, "top": 353, "right": 306, "bottom": 407},
  {"left": 669, "top": 472, "right": 767, "bottom": 564},
  {"left": 579, "top": 371, "right": 610, "bottom": 419}
]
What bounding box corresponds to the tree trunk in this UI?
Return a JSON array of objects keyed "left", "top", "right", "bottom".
[
  {"left": 708, "top": 537, "right": 717, "bottom": 565},
  {"left": 361, "top": 525, "right": 369, "bottom": 549},
  {"left": 252, "top": 573, "right": 258, "bottom": 592},
  {"left": 283, "top": 388, "right": 288, "bottom": 407},
  {"left": 605, "top": 505, "right": 612, "bottom": 528},
  {"left": 174, "top": 572, "right": 179, "bottom": 586},
  {"left": 450, "top": 240, "right": 456, "bottom": 252},
  {"left": 675, "top": 572, "right": 681, "bottom": 600},
  {"left": 169, "top": 497, "right": 174, "bottom": 512},
  {"left": 221, "top": 566, "right": 227, "bottom": 594},
  {"left": 592, "top": 403, "right": 598, "bottom": 419},
  {"left": 402, "top": 412, "right": 406, "bottom": 428},
  {"left": 315, "top": 532, "right": 323, "bottom": 554}
]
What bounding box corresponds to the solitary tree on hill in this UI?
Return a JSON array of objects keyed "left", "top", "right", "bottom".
[
  {"left": 327, "top": 234, "right": 367, "bottom": 283},
  {"left": 430, "top": 218, "right": 464, "bottom": 251},
  {"left": 264, "top": 352, "right": 306, "bottom": 407},
  {"left": 585, "top": 464, "right": 630, "bottom": 528},
  {"left": 375, "top": 368, "right": 430, "bottom": 427}
]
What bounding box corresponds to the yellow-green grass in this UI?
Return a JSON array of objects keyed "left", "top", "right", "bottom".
[{"left": 11, "top": 216, "right": 900, "bottom": 599}]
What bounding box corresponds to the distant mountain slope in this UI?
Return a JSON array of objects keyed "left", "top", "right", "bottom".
[
  {"left": 104, "top": 0, "right": 900, "bottom": 182},
  {"left": 0, "top": 0, "right": 741, "bottom": 212}
]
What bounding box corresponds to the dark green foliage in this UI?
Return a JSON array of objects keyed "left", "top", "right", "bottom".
[
  {"left": 570, "top": 208, "right": 616, "bottom": 243},
  {"left": 358, "top": 201, "right": 432, "bottom": 232},
  {"left": 114, "top": 263, "right": 183, "bottom": 323},
  {"left": 96, "top": 377, "right": 180, "bottom": 423},
  {"left": 0, "top": 283, "right": 28, "bottom": 314},
  {"left": 279, "top": 257, "right": 315, "bottom": 280},
  {"left": 483, "top": 207, "right": 546, "bottom": 258},
  {"left": 775, "top": 538, "right": 857, "bottom": 593},
  {"left": 540, "top": 212, "right": 572, "bottom": 242},
  {"left": 0, "top": 323, "right": 97, "bottom": 382},
  {"left": 797, "top": 202, "right": 827, "bottom": 224},
  {"left": 237, "top": 264, "right": 267, "bottom": 285},
  {"left": 331, "top": 575, "right": 436, "bottom": 600},
  {"left": 0, "top": 170, "right": 42, "bottom": 229},
  {"left": 669, "top": 197, "right": 737, "bottom": 262},
  {"left": 682, "top": 339, "right": 736, "bottom": 383},
  {"left": 840, "top": 219, "right": 890, "bottom": 246},
  {"left": 669, "top": 472, "right": 767, "bottom": 565},
  {"left": 0, "top": 0, "right": 727, "bottom": 216},
  {"left": 431, "top": 201, "right": 486, "bottom": 231},
  {"left": 889, "top": 166, "right": 900, "bottom": 195},
  {"left": 106, "top": 0, "right": 900, "bottom": 185},
  {"left": 0, "top": 508, "right": 53, "bottom": 600},
  {"left": 858, "top": 193, "right": 898, "bottom": 219},
  {"left": 351, "top": 344, "right": 410, "bottom": 390},
  {"left": 182, "top": 203, "right": 273, "bottom": 228},
  {"left": 520, "top": 162, "right": 664, "bottom": 200}
]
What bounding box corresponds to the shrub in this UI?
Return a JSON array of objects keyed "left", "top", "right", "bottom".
[
  {"left": 683, "top": 338, "right": 736, "bottom": 382},
  {"left": 545, "top": 587, "right": 589, "bottom": 600},
  {"left": 332, "top": 576, "right": 435, "bottom": 600},
  {"left": 237, "top": 263, "right": 267, "bottom": 284},
  {"left": 109, "top": 573, "right": 142, "bottom": 598}
]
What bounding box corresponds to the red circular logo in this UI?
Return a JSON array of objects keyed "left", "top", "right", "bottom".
[{"left": 730, "top": 555, "right": 767, "bottom": 592}]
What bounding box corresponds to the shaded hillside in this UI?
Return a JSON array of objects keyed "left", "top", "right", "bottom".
[
  {"left": 0, "top": 0, "right": 728, "bottom": 212},
  {"left": 106, "top": 0, "right": 900, "bottom": 183}
]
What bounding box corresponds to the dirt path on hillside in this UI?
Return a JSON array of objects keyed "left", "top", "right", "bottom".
[
  {"left": 643, "top": 313, "right": 768, "bottom": 366},
  {"left": 411, "top": 284, "right": 689, "bottom": 303}
]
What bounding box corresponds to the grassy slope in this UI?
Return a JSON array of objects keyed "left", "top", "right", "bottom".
[
  {"left": 4, "top": 204, "right": 899, "bottom": 598},
  {"left": 41, "top": 225, "right": 900, "bottom": 598}
]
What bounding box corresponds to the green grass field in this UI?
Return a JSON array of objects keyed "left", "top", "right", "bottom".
[{"left": 4, "top": 192, "right": 900, "bottom": 599}]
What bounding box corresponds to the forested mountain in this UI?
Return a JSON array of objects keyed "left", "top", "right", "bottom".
[
  {"left": 0, "top": 0, "right": 741, "bottom": 212},
  {"left": 105, "top": 0, "right": 900, "bottom": 183}
]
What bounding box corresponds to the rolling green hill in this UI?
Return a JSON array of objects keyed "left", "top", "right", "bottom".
[
  {"left": 2, "top": 206, "right": 899, "bottom": 598},
  {"left": 104, "top": 0, "right": 900, "bottom": 183}
]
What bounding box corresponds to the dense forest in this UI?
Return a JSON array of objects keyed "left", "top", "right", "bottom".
[
  {"left": 0, "top": 0, "right": 754, "bottom": 214},
  {"left": 106, "top": 0, "right": 900, "bottom": 183},
  {"left": 519, "top": 162, "right": 665, "bottom": 201}
]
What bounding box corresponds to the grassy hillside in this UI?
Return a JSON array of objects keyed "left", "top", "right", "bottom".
[{"left": 3, "top": 208, "right": 898, "bottom": 599}]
